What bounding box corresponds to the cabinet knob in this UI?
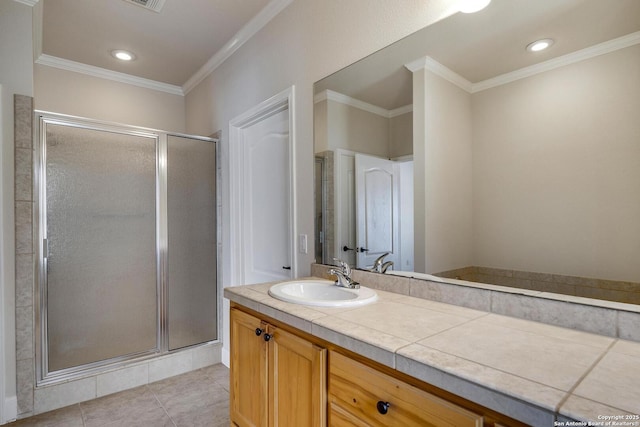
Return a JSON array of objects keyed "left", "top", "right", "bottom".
[
  {"left": 376, "top": 401, "right": 390, "bottom": 415},
  {"left": 255, "top": 328, "right": 263, "bottom": 336},
  {"left": 263, "top": 333, "right": 272, "bottom": 342}
]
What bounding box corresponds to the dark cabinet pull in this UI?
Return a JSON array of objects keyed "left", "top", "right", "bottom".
[
  {"left": 376, "top": 401, "right": 390, "bottom": 415},
  {"left": 358, "top": 247, "right": 370, "bottom": 253},
  {"left": 343, "top": 245, "right": 355, "bottom": 252},
  {"left": 282, "top": 266, "right": 291, "bottom": 270},
  {"left": 255, "top": 328, "right": 263, "bottom": 337},
  {"left": 263, "top": 333, "right": 272, "bottom": 342}
]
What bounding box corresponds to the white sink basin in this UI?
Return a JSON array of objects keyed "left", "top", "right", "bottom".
[{"left": 268, "top": 280, "right": 377, "bottom": 307}]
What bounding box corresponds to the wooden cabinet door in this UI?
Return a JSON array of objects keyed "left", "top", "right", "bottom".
[
  {"left": 230, "top": 309, "right": 269, "bottom": 427},
  {"left": 268, "top": 325, "right": 327, "bottom": 427}
]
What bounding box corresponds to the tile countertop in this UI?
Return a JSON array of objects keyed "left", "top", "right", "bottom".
[{"left": 224, "top": 279, "right": 640, "bottom": 426}]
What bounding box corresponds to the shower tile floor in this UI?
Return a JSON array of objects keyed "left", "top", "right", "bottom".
[{"left": 11, "top": 364, "right": 230, "bottom": 427}]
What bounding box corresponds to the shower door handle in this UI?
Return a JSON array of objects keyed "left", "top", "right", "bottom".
[{"left": 43, "top": 238, "right": 48, "bottom": 259}]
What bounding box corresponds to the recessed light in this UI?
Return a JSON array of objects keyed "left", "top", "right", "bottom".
[
  {"left": 526, "top": 39, "right": 554, "bottom": 53},
  {"left": 457, "top": 0, "right": 491, "bottom": 13},
  {"left": 111, "top": 49, "right": 136, "bottom": 61}
]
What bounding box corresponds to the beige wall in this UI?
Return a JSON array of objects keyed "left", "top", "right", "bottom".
[
  {"left": 313, "top": 99, "right": 329, "bottom": 153},
  {"left": 184, "top": 0, "right": 457, "bottom": 361},
  {"left": 0, "top": 1, "right": 34, "bottom": 420},
  {"left": 472, "top": 45, "right": 640, "bottom": 282},
  {"left": 34, "top": 65, "right": 186, "bottom": 132},
  {"left": 315, "top": 100, "right": 413, "bottom": 159},
  {"left": 326, "top": 100, "right": 390, "bottom": 157},
  {"left": 414, "top": 68, "right": 473, "bottom": 274},
  {"left": 389, "top": 111, "right": 413, "bottom": 158}
]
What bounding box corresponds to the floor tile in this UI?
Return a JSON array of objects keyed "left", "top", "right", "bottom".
[
  {"left": 10, "top": 404, "right": 84, "bottom": 427},
  {"left": 80, "top": 386, "right": 162, "bottom": 427},
  {"left": 171, "top": 399, "right": 229, "bottom": 427},
  {"left": 13, "top": 364, "right": 231, "bottom": 427}
]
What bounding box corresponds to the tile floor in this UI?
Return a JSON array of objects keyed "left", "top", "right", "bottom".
[{"left": 9, "top": 364, "right": 230, "bottom": 427}]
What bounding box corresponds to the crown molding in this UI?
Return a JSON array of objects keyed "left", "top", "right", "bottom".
[
  {"left": 36, "top": 54, "right": 184, "bottom": 96},
  {"left": 13, "top": 0, "right": 39, "bottom": 6},
  {"left": 321, "top": 89, "right": 389, "bottom": 117},
  {"left": 471, "top": 31, "right": 640, "bottom": 93},
  {"left": 30, "top": 0, "right": 291, "bottom": 96},
  {"left": 389, "top": 104, "right": 413, "bottom": 118},
  {"left": 314, "top": 90, "right": 412, "bottom": 119},
  {"left": 405, "top": 56, "right": 473, "bottom": 93},
  {"left": 182, "top": 0, "right": 293, "bottom": 94},
  {"left": 406, "top": 31, "right": 640, "bottom": 94}
]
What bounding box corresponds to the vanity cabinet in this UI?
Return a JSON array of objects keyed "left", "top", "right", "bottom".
[
  {"left": 329, "top": 351, "right": 483, "bottom": 427},
  {"left": 230, "top": 303, "right": 526, "bottom": 427},
  {"left": 230, "top": 308, "right": 326, "bottom": 427}
]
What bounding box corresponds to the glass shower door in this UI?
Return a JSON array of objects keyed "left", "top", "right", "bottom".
[
  {"left": 166, "top": 135, "right": 217, "bottom": 350},
  {"left": 43, "top": 122, "right": 159, "bottom": 374}
]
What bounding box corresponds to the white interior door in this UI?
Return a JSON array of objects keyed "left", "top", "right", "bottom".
[
  {"left": 355, "top": 154, "right": 399, "bottom": 269},
  {"left": 241, "top": 107, "right": 292, "bottom": 284}
]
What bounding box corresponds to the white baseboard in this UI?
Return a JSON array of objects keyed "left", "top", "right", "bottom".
[
  {"left": 222, "top": 347, "right": 230, "bottom": 368},
  {"left": 2, "top": 395, "right": 17, "bottom": 425}
]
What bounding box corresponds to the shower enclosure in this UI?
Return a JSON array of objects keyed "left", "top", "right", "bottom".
[{"left": 35, "top": 112, "right": 218, "bottom": 384}]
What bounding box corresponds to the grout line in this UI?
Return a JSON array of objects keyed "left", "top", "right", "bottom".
[
  {"left": 554, "top": 338, "right": 617, "bottom": 414},
  {"left": 77, "top": 402, "right": 87, "bottom": 427},
  {"left": 151, "top": 392, "right": 177, "bottom": 427}
]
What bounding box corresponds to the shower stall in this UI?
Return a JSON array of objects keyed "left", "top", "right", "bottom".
[{"left": 34, "top": 112, "right": 218, "bottom": 384}]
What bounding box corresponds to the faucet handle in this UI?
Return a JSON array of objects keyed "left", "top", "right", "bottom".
[{"left": 332, "top": 258, "right": 351, "bottom": 276}]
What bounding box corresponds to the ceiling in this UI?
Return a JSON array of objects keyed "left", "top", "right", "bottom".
[
  {"left": 315, "top": 0, "right": 640, "bottom": 110},
  {"left": 40, "top": 0, "right": 280, "bottom": 90}
]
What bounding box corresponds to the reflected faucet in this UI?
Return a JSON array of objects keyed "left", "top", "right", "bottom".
[
  {"left": 380, "top": 260, "right": 394, "bottom": 273},
  {"left": 371, "top": 253, "right": 392, "bottom": 273},
  {"left": 329, "top": 258, "right": 360, "bottom": 289}
]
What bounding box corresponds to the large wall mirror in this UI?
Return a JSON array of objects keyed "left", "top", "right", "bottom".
[{"left": 313, "top": 0, "right": 640, "bottom": 305}]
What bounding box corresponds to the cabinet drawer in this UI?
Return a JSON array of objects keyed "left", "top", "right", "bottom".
[{"left": 329, "top": 351, "right": 483, "bottom": 427}]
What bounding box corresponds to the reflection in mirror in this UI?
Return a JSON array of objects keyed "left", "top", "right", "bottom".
[{"left": 313, "top": 0, "right": 640, "bottom": 305}]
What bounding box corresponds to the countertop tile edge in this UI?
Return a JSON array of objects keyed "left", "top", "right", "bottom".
[{"left": 395, "top": 347, "right": 560, "bottom": 426}]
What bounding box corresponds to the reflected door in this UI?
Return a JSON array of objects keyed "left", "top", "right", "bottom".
[{"left": 355, "top": 153, "right": 399, "bottom": 269}]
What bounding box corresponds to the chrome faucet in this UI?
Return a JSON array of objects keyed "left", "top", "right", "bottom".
[
  {"left": 371, "top": 253, "right": 393, "bottom": 273},
  {"left": 380, "top": 260, "right": 394, "bottom": 273},
  {"left": 329, "top": 258, "right": 360, "bottom": 289}
]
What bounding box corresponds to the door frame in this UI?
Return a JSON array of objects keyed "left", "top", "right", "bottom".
[
  {"left": 334, "top": 149, "right": 356, "bottom": 267},
  {"left": 229, "top": 86, "right": 297, "bottom": 286}
]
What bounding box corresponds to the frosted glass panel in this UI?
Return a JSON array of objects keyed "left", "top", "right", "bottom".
[
  {"left": 167, "top": 135, "right": 217, "bottom": 350},
  {"left": 45, "top": 123, "right": 158, "bottom": 372}
]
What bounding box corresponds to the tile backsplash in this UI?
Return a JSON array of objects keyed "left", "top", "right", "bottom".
[
  {"left": 438, "top": 266, "right": 640, "bottom": 305},
  {"left": 311, "top": 263, "right": 640, "bottom": 343}
]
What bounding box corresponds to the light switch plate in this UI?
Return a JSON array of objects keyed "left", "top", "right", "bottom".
[{"left": 298, "top": 234, "right": 308, "bottom": 254}]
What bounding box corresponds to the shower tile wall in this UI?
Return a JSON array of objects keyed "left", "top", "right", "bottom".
[
  {"left": 316, "top": 150, "right": 334, "bottom": 264},
  {"left": 14, "top": 94, "right": 35, "bottom": 416},
  {"left": 13, "top": 97, "right": 222, "bottom": 419},
  {"left": 437, "top": 266, "right": 640, "bottom": 305}
]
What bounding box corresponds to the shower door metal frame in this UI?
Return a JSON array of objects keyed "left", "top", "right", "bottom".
[{"left": 34, "top": 111, "right": 219, "bottom": 386}]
